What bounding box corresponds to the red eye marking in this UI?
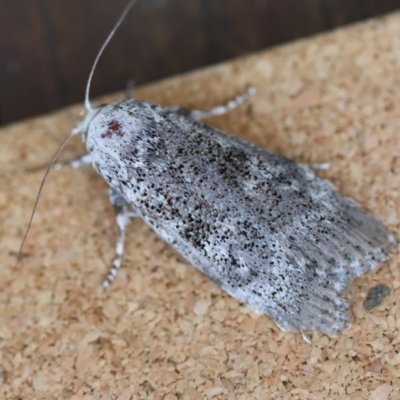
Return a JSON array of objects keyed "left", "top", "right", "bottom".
[{"left": 101, "top": 120, "right": 124, "bottom": 138}]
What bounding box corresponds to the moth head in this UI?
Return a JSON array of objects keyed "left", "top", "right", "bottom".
[
  {"left": 83, "top": 101, "right": 145, "bottom": 153},
  {"left": 74, "top": 105, "right": 105, "bottom": 143}
]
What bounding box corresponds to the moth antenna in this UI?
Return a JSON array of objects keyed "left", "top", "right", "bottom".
[
  {"left": 17, "top": 0, "right": 138, "bottom": 265},
  {"left": 84, "top": 0, "right": 137, "bottom": 111},
  {"left": 16, "top": 131, "right": 76, "bottom": 267}
]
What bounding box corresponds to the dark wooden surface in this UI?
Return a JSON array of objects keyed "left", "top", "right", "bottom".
[{"left": 1, "top": 0, "right": 400, "bottom": 125}]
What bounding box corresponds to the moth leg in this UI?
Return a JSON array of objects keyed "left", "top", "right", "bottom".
[
  {"left": 301, "top": 331, "right": 312, "bottom": 344},
  {"left": 307, "top": 162, "right": 330, "bottom": 171},
  {"left": 125, "top": 79, "right": 136, "bottom": 100},
  {"left": 189, "top": 87, "right": 255, "bottom": 121},
  {"left": 103, "top": 187, "right": 138, "bottom": 287},
  {"left": 53, "top": 153, "right": 92, "bottom": 170}
]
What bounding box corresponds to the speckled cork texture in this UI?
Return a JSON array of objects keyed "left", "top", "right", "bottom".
[{"left": 2, "top": 12, "right": 400, "bottom": 400}]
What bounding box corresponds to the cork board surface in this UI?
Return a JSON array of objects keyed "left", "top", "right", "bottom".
[{"left": 2, "top": 12, "right": 400, "bottom": 400}]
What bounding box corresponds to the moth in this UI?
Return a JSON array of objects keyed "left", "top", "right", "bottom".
[
  {"left": 74, "top": 94, "right": 394, "bottom": 337},
  {"left": 24, "top": 0, "right": 395, "bottom": 337}
]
